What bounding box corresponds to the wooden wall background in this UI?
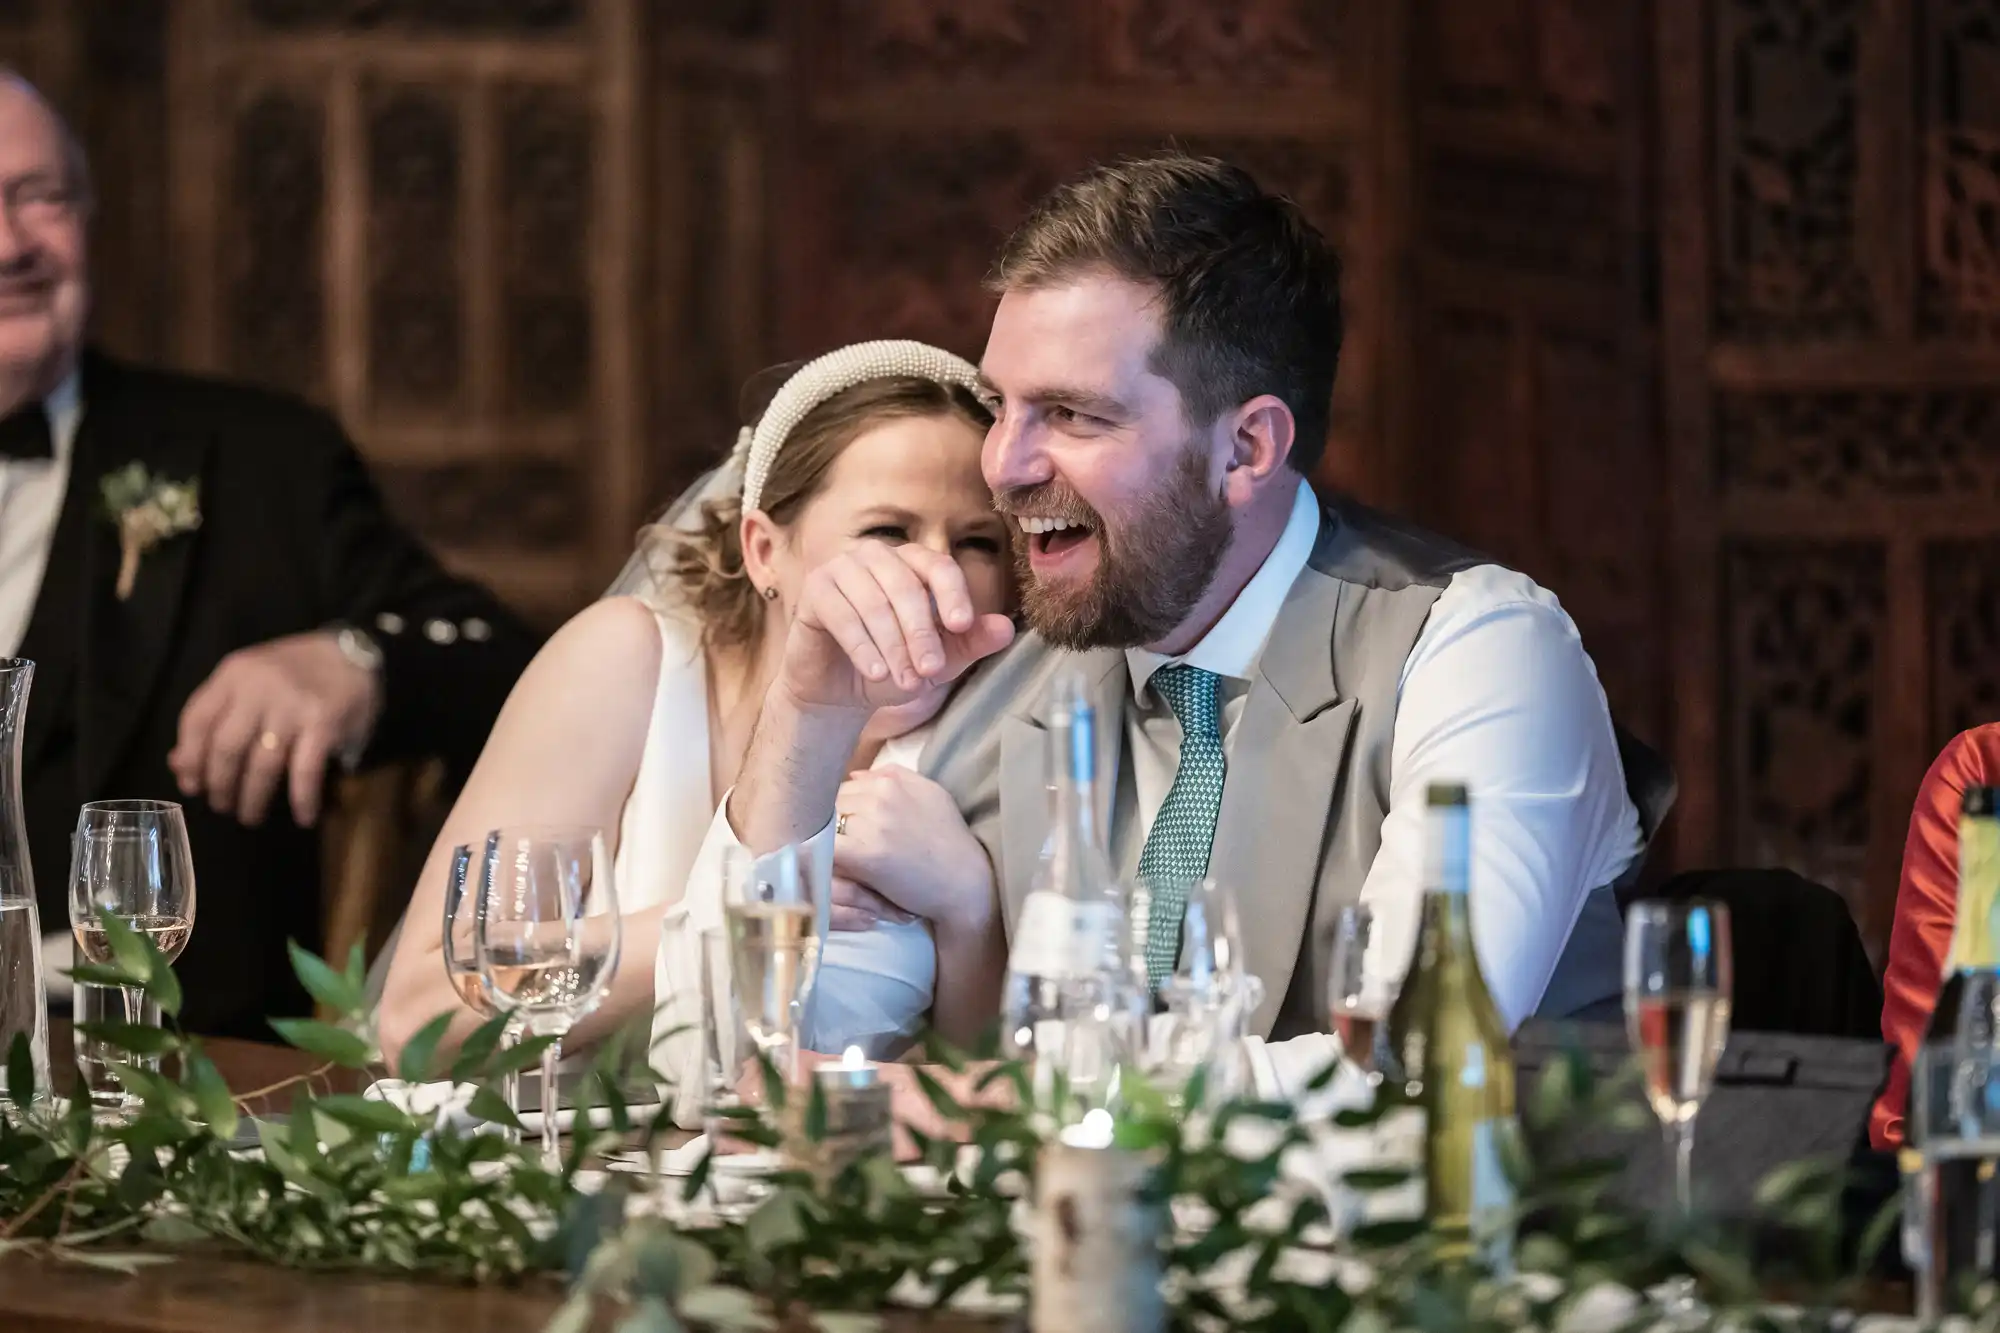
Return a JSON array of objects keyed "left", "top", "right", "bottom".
[{"left": 7, "top": 0, "right": 1998, "bottom": 961}]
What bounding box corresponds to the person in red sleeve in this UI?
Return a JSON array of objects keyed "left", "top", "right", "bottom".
[{"left": 1872, "top": 722, "right": 2000, "bottom": 1148}]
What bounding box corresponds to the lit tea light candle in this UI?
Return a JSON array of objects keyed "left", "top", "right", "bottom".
[
  {"left": 814, "top": 1043, "right": 877, "bottom": 1090},
  {"left": 1059, "top": 1107, "right": 1116, "bottom": 1149}
]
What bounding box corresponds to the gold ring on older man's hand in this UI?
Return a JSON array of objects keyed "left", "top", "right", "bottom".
[
  {"left": 836, "top": 813, "right": 850, "bottom": 837},
  {"left": 259, "top": 730, "right": 283, "bottom": 753}
]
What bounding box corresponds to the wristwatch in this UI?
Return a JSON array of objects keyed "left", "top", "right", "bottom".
[{"left": 332, "top": 624, "right": 385, "bottom": 675}]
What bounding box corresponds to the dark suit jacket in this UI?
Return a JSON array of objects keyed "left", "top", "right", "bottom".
[{"left": 15, "top": 351, "right": 538, "bottom": 1038}]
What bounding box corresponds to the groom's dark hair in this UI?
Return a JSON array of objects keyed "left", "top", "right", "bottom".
[{"left": 988, "top": 151, "right": 1343, "bottom": 476}]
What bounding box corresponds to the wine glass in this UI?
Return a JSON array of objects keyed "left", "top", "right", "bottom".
[
  {"left": 475, "top": 826, "right": 621, "bottom": 1169},
  {"left": 68, "top": 800, "right": 196, "bottom": 1114},
  {"left": 1151, "top": 879, "right": 1262, "bottom": 1106},
  {"left": 441, "top": 842, "right": 518, "bottom": 1138},
  {"left": 1328, "top": 903, "right": 1392, "bottom": 1081},
  {"left": 720, "top": 842, "right": 817, "bottom": 1084},
  {"left": 1624, "top": 899, "right": 1733, "bottom": 1316}
]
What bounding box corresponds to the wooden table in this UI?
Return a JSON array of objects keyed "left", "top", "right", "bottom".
[{"left": 0, "top": 1023, "right": 1008, "bottom": 1333}]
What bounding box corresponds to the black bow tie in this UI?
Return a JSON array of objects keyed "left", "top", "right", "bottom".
[{"left": 0, "top": 403, "right": 51, "bottom": 462}]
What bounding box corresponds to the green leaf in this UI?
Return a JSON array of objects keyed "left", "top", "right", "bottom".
[
  {"left": 396, "top": 1012, "right": 455, "bottom": 1084},
  {"left": 73, "top": 1021, "right": 179, "bottom": 1057},
  {"left": 466, "top": 1085, "right": 523, "bottom": 1132},
  {"left": 1341, "top": 1167, "right": 1415, "bottom": 1193},
  {"left": 614, "top": 1295, "right": 681, "bottom": 1333},
  {"left": 448, "top": 1012, "right": 511, "bottom": 1082},
  {"left": 186, "top": 1049, "right": 239, "bottom": 1141},
  {"left": 546, "top": 1294, "right": 596, "bottom": 1333},
  {"left": 146, "top": 956, "right": 182, "bottom": 1018},
  {"left": 97, "top": 908, "right": 153, "bottom": 978},
  {"left": 803, "top": 1079, "right": 828, "bottom": 1142},
  {"left": 486, "top": 1032, "right": 560, "bottom": 1078},
  {"left": 267, "top": 1017, "right": 374, "bottom": 1068},
  {"left": 6, "top": 1031, "right": 32, "bottom": 1105},
  {"left": 913, "top": 1068, "right": 967, "bottom": 1121},
  {"left": 66, "top": 962, "right": 141, "bottom": 989},
  {"left": 744, "top": 1186, "right": 810, "bottom": 1253},
  {"left": 313, "top": 1093, "right": 419, "bottom": 1135},
  {"left": 65, "top": 1251, "right": 176, "bottom": 1275},
  {"left": 257, "top": 1120, "right": 332, "bottom": 1196},
  {"left": 140, "top": 1214, "right": 210, "bottom": 1247},
  {"left": 286, "top": 939, "right": 364, "bottom": 1016},
  {"left": 109, "top": 1062, "right": 194, "bottom": 1117}
]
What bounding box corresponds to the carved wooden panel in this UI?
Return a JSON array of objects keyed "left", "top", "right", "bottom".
[
  {"left": 1726, "top": 543, "right": 1885, "bottom": 913},
  {"left": 1408, "top": 1, "right": 1660, "bottom": 749},
  {"left": 242, "top": 0, "right": 580, "bottom": 31},
  {"left": 1716, "top": 390, "right": 2000, "bottom": 496},
  {"left": 1098, "top": 0, "right": 1346, "bottom": 86},
  {"left": 811, "top": 0, "right": 1074, "bottom": 85},
  {"left": 1663, "top": 0, "right": 2000, "bottom": 953},
  {"left": 1423, "top": 0, "right": 1619, "bottom": 127},
  {"left": 1712, "top": 0, "right": 1873, "bottom": 342},
  {"left": 374, "top": 460, "right": 584, "bottom": 551},
  {"left": 227, "top": 87, "right": 327, "bottom": 401},
  {"left": 365, "top": 83, "right": 464, "bottom": 413},
  {"left": 1422, "top": 148, "right": 1620, "bottom": 279},
  {"left": 1930, "top": 541, "right": 2000, "bottom": 750},
  {"left": 1921, "top": 0, "right": 2000, "bottom": 342},
  {"left": 170, "top": 0, "right": 640, "bottom": 624},
  {"left": 499, "top": 84, "right": 591, "bottom": 416}
]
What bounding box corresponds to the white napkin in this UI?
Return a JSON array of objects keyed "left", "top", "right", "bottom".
[{"left": 364, "top": 1078, "right": 665, "bottom": 1137}]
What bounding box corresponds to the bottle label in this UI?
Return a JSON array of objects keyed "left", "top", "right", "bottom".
[
  {"left": 1010, "top": 892, "right": 1118, "bottom": 980},
  {"left": 1952, "top": 816, "right": 2000, "bottom": 970}
]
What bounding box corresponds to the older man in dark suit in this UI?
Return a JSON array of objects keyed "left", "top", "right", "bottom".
[{"left": 0, "top": 70, "right": 536, "bottom": 1037}]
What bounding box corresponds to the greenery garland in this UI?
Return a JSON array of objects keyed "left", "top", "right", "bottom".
[{"left": 0, "top": 917, "right": 1905, "bottom": 1332}]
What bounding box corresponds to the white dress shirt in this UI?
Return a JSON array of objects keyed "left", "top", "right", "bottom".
[
  {"left": 1123, "top": 480, "right": 1642, "bottom": 1093},
  {"left": 0, "top": 373, "right": 83, "bottom": 658}
]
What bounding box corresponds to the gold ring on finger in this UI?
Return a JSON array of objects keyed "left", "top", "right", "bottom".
[{"left": 835, "top": 812, "right": 850, "bottom": 837}]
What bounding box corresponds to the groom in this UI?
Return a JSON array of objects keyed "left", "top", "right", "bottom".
[{"left": 728, "top": 153, "right": 1672, "bottom": 1078}]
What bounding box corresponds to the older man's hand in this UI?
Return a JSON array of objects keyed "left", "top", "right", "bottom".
[{"left": 168, "top": 631, "right": 381, "bottom": 828}]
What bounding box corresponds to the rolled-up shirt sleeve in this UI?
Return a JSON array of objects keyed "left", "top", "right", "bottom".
[{"left": 1357, "top": 566, "right": 1644, "bottom": 1031}]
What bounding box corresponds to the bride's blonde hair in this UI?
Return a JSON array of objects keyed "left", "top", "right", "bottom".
[{"left": 640, "top": 376, "right": 992, "bottom": 654}]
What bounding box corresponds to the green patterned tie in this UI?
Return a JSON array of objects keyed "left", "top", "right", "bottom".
[{"left": 1137, "top": 664, "right": 1227, "bottom": 986}]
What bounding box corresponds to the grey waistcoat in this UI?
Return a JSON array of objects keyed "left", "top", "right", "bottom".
[{"left": 920, "top": 495, "right": 1674, "bottom": 1039}]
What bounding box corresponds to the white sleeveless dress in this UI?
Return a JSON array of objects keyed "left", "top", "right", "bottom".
[{"left": 617, "top": 601, "right": 937, "bottom": 1127}]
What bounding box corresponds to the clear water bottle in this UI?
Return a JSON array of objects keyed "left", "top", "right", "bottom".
[
  {"left": 999, "top": 672, "right": 1136, "bottom": 1120},
  {"left": 0, "top": 658, "right": 50, "bottom": 1106}
]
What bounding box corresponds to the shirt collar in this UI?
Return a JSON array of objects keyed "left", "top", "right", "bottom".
[
  {"left": 1126, "top": 478, "right": 1321, "bottom": 701},
  {"left": 45, "top": 369, "right": 80, "bottom": 463}
]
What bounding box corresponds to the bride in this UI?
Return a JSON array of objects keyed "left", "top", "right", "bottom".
[{"left": 377, "top": 342, "right": 1012, "bottom": 1121}]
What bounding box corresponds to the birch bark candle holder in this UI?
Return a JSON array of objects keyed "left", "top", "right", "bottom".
[
  {"left": 781, "top": 1045, "right": 892, "bottom": 1184},
  {"left": 1032, "top": 1109, "right": 1165, "bottom": 1333}
]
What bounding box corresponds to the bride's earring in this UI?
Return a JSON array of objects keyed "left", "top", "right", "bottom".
[{"left": 760, "top": 585, "right": 779, "bottom": 602}]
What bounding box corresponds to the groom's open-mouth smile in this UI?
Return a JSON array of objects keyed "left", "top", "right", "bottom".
[{"left": 1015, "top": 514, "right": 1100, "bottom": 577}]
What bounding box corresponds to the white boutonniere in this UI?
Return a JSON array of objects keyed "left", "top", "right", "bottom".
[{"left": 100, "top": 462, "right": 202, "bottom": 601}]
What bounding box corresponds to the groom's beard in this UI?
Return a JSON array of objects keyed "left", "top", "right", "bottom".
[{"left": 1006, "top": 443, "right": 1233, "bottom": 650}]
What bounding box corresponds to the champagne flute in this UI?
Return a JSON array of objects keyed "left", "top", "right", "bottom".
[
  {"left": 720, "top": 842, "right": 816, "bottom": 1085},
  {"left": 1328, "top": 903, "right": 1392, "bottom": 1081},
  {"left": 1151, "top": 878, "right": 1262, "bottom": 1106},
  {"left": 1623, "top": 899, "right": 1733, "bottom": 1214},
  {"left": 475, "top": 826, "right": 621, "bottom": 1169},
  {"left": 441, "top": 842, "right": 518, "bottom": 1137},
  {"left": 68, "top": 801, "right": 196, "bottom": 1114}
]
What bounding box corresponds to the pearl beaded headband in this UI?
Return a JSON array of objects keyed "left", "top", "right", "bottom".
[{"left": 734, "top": 339, "right": 985, "bottom": 515}]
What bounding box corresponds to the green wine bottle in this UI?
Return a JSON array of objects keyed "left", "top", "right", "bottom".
[{"left": 1384, "top": 783, "right": 1520, "bottom": 1266}]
